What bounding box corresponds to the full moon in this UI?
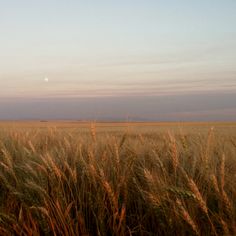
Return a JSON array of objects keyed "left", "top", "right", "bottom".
[{"left": 44, "top": 77, "right": 49, "bottom": 82}]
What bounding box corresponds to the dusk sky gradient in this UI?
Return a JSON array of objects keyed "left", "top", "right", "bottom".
[{"left": 0, "top": 1, "right": 236, "bottom": 120}]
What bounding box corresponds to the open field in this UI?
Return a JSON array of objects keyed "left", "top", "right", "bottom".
[
  {"left": 0, "top": 122, "right": 236, "bottom": 235},
  {"left": 1, "top": 121, "right": 236, "bottom": 134}
]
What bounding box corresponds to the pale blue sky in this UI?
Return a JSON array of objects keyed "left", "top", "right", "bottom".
[{"left": 0, "top": 1, "right": 236, "bottom": 120}]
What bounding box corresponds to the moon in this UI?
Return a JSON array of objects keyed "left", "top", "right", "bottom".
[{"left": 44, "top": 77, "right": 49, "bottom": 82}]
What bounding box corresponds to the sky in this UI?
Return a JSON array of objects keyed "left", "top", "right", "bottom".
[{"left": 0, "top": 0, "right": 236, "bottom": 120}]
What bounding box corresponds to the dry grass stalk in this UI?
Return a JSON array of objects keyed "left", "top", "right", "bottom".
[
  {"left": 176, "top": 199, "right": 199, "bottom": 235},
  {"left": 181, "top": 168, "right": 208, "bottom": 215},
  {"left": 117, "top": 204, "right": 126, "bottom": 232},
  {"left": 218, "top": 154, "right": 233, "bottom": 215},
  {"left": 220, "top": 218, "right": 230, "bottom": 236},
  {"left": 168, "top": 132, "right": 179, "bottom": 175},
  {"left": 28, "top": 140, "right": 36, "bottom": 153},
  {"left": 114, "top": 141, "right": 120, "bottom": 168},
  {"left": 146, "top": 192, "right": 160, "bottom": 207},
  {"left": 222, "top": 190, "right": 233, "bottom": 215},
  {"left": 143, "top": 168, "right": 155, "bottom": 187},
  {"left": 138, "top": 134, "right": 144, "bottom": 144},
  {"left": 220, "top": 154, "right": 225, "bottom": 193},
  {"left": 46, "top": 153, "right": 63, "bottom": 179},
  {"left": 188, "top": 179, "right": 208, "bottom": 215},
  {"left": 211, "top": 174, "right": 220, "bottom": 195},
  {"left": 90, "top": 123, "right": 97, "bottom": 142},
  {"left": 102, "top": 180, "right": 118, "bottom": 211},
  {"left": 204, "top": 127, "right": 214, "bottom": 166}
]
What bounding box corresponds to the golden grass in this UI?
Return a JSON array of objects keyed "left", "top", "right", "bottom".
[{"left": 0, "top": 122, "right": 235, "bottom": 235}]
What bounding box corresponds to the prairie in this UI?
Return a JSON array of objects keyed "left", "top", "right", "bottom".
[{"left": 0, "top": 121, "right": 236, "bottom": 235}]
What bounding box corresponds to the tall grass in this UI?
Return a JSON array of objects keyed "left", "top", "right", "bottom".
[{"left": 0, "top": 126, "right": 236, "bottom": 235}]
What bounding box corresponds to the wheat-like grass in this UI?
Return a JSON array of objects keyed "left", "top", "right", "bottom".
[
  {"left": 0, "top": 123, "right": 235, "bottom": 235},
  {"left": 168, "top": 132, "right": 179, "bottom": 176},
  {"left": 210, "top": 174, "right": 220, "bottom": 195},
  {"left": 176, "top": 199, "right": 199, "bottom": 235},
  {"left": 90, "top": 123, "right": 97, "bottom": 142},
  {"left": 181, "top": 168, "right": 208, "bottom": 214},
  {"left": 220, "top": 153, "right": 225, "bottom": 193},
  {"left": 206, "top": 127, "right": 214, "bottom": 157},
  {"left": 220, "top": 218, "right": 230, "bottom": 236}
]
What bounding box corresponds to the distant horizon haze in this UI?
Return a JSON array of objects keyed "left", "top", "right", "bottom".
[{"left": 1, "top": 92, "right": 236, "bottom": 121}]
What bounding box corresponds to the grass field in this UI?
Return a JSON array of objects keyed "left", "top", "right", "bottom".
[{"left": 0, "top": 121, "right": 236, "bottom": 235}]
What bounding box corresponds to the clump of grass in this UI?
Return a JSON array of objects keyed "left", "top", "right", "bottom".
[{"left": 0, "top": 126, "right": 235, "bottom": 235}]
